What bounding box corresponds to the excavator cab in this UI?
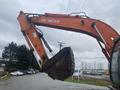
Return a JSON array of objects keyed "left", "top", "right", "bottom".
[
  {"left": 42, "top": 47, "right": 75, "bottom": 80},
  {"left": 110, "top": 38, "right": 120, "bottom": 88}
]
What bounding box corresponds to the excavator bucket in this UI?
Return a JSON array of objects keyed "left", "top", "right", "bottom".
[
  {"left": 110, "top": 38, "right": 120, "bottom": 88},
  {"left": 42, "top": 47, "right": 75, "bottom": 80}
]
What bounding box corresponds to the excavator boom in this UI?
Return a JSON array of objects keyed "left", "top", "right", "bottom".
[{"left": 18, "top": 11, "right": 119, "bottom": 61}]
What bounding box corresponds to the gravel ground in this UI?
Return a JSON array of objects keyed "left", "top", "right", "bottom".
[{"left": 0, "top": 73, "right": 110, "bottom": 90}]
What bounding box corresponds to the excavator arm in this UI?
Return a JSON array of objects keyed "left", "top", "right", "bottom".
[{"left": 17, "top": 11, "right": 120, "bottom": 89}]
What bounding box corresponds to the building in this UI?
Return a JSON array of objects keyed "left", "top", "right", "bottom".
[{"left": 0, "top": 66, "right": 4, "bottom": 72}]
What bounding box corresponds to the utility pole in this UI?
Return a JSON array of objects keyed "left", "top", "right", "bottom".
[{"left": 57, "top": 41, "right": 65, "bottom": 50}]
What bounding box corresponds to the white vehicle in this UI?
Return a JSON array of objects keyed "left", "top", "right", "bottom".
[
  {"left": 72, "top": 70, "right": 83, "bottom": 77},
  {"left": 10, "top": 71, "right": 23, "bottom": 76}
]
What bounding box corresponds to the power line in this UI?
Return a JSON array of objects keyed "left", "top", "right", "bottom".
[
  {"left": 66, "top": 0, "right": 88, "bottom": 12},
  {"left": 80, "top": 0, "right": 88, "bottom": 11}
]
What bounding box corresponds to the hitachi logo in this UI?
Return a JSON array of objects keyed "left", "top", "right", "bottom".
[{"left": 40, "top": 18, "right": 60, "bottom": 24}]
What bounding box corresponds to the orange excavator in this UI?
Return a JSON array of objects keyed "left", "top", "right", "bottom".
[{"left": 17, "top": 11, "right": 120, "bottom": 89}]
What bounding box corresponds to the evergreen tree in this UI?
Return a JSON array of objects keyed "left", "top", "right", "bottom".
[
  {"left": 2, "top": 42, "right": 17, "bottom": 60},
  {"left": 17, "top": 45, "right": 39, "bottom": 70},
  {"left": 2, "top": 42, "right": 18, "bottom": 71},
  {"left": 2, "top": 42, "right": 39, "bottom": 71},
  {"left": 16, "top": 45, "right": 31, "bottom": 69}
]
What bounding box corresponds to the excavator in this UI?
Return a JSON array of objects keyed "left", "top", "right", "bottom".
[{"left": 17, "top": 11, "right": 120, "bottom": 89}]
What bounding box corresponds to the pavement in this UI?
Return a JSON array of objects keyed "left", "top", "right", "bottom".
[{"left": 0, "top": 73, "right": 110, "bottom": 90}]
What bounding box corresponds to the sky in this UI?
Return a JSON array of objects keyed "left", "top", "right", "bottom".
[{"left": 0, "top": 0, "right": 120, "bottom": 69}]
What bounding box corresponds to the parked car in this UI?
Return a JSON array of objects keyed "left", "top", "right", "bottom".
[
  {"left": 26, "top": 70, "right": 33, "bottom": 74},
  {"left": 26, "top": 68, "right": 36, "bottom": 75},
  {"left": 10, "top": 71, "right": 23, "bottom": 76}
]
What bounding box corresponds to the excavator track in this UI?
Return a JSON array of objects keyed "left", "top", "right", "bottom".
[{"left": 42, "top": 47, "right": 75, "bottom": 80}]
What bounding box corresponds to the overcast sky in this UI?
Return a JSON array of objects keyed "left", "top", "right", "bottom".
[{"left": 0, "top": 0, "right": 120, "bottom": 69}]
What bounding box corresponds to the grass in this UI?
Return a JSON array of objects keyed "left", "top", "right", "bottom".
[
  {"left": 65, "top": 77, "right": 111, "bottom": 86},
  {"left": 0, "top": 72, "right": 11, "bottom": 80}
]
